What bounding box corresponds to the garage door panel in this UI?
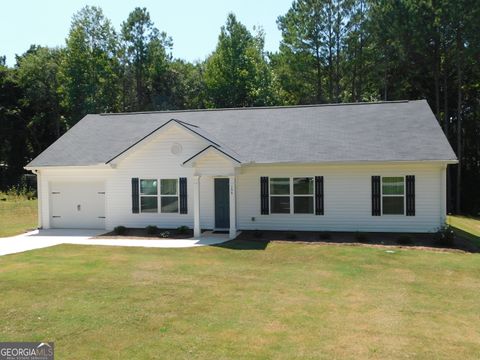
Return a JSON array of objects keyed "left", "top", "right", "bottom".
[{"left": 50, "top": 182, "right": 105, "bottom": 229}]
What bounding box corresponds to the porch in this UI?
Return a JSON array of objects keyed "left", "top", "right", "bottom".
[{"left": 184, "top": 145, "right": 242, "bottom": 240}]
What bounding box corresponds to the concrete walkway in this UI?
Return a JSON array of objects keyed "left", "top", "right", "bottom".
[{"left": 0, "top": 229, "right": 230, "bottom": 256}]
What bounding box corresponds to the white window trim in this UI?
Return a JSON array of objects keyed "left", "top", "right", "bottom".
[
  {"left": 381, "top": 176, "right": 406, "bottom": 216},
  {"left": 140, "top": 178, "right": 158, "bottom": 213},
  {"left": 139, "top": 178, "right": 180, "bottom": 214},
  {"left": 269, "top": 177, "right": 315, "bottom": 215}
]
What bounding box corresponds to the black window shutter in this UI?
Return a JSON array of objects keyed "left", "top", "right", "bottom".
[
  {"left": 132, "top": 178, "right": 139, "bottom": 214},
  {"left": 179, "top": 177, "right": 188, "bottom": 214},
  {"left": 372, "top": 176, "right": 381, "bottom": 216},
  {"left": 406, "top": 175, "right": 415, "bottom": 216},
  {"left": 315, "top": 176, "right": 324, "bottom": 215},
  {"left": 260, "top": 177, "right": 269, "bottom": 214}
]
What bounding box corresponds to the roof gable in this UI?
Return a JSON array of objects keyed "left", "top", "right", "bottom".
[
  {"left": 183, "top": 145, "right": 242, "bottom": 167},
  {"left": 106, "top": 118, "right": 220, "bottom": 165}
]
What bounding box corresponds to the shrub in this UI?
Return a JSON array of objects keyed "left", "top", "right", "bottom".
[
  {"left": 253, "top": 230, "right": 263, "bottom": 239},
  {"left": 434, "top": 225, "right": 455, "bottom": 247},
  {"left": 176, "top": 225, "right": 189, "bottom": 234},
  {"left": 6, "top": 176, "right": 37, "bottom": 200},
  {"left": 355, "top": 232, "right": 369, "bottom": 243},
  {"left": 160, "top": 231, "right": 171, "bottom": 238},
  {"left": 114, "top": 226, "right": 126, "bottom": 235},
  {"left": 397, "top": 235, "right": 412, "bottom": 245},
  {"left": 319, "top": 232, "right": 331, "bottom": 240},
  {"left": 286, "top": 233, "right": 297, "bottom": 240},
  {"left": 146, "top": 225, "right": 158, "bottom": 235}
]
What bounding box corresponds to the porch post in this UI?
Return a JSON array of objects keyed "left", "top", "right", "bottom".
[
  {"left": 229, "top": 176, "right": 236, "bottom": 239},
  {"left": 193, "top": 176, "right": 201, "bottom": 238}
]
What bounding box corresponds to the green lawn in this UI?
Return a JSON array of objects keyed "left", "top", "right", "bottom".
[
  {"left": 447, "top": 215, "right": 480, "bottom": 245},
  {"left": 0, "top": 242, "right": 479, "bottom": 359},
  {"left": 0, "top": 193, "right": 37, "bottom": 237}
]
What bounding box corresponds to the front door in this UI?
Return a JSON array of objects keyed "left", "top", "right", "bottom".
[{"left": 214, "top": 178, "right": 230, "bottom": 229}]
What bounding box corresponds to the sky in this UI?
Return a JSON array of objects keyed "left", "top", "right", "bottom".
[{"left": 0, "top": 0, "right": 293, "bottom": 66}]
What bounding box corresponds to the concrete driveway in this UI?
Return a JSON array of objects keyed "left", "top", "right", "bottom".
[{"left": 0, "top": 229, "right": 230, "bottom": 256}]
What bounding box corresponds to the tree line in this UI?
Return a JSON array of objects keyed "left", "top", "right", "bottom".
[{"left": 0, "top": 0, "right": 479, "bottom": 214}]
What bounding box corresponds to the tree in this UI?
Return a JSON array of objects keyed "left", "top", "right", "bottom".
[
  {"left": 277, "top": 0, "right": 327, "bottom": 103},
  {"left": 204, "top": 13, "right": 276, "bottom": 107},
  {"left": 61, "top": 6, "right": 120, "bottom": 125},
  {"left": 16, "top": 46, "right": 66, "bottom": 154},
  {"left": 121, "top": 7, "right": 172, "bottom": 111},
  {"left": 165, "top": 60, "right": 208, "bottom": 109},
  {"left": 0, "top": 61, "right": 28, "bottom": 188}
]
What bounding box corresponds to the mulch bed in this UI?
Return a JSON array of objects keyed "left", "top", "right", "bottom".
[
  {"left": 95, "top": 228, "right": 193, "bottom": 240},
  {"left": 236, "top": 230, "right": 480, "bottom": 253}
]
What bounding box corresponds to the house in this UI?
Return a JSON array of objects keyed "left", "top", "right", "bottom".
[{"left": 25, "top": 100, "right": 457, "bottom": 239}]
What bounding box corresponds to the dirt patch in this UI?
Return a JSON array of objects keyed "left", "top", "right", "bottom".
[
  {"left": 94, "top": 227, "right": 193, "bottom": 240},
  {"left": 236, "top": 230, "right": 480, "bottom": 253}
]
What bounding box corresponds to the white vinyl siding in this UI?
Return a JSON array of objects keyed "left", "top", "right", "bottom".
[{"left": 236, "top": 163, "right": 445, "bottom": 233}]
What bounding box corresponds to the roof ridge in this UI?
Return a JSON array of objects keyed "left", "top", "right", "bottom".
[{"left": 98, "top": 100, "right": 415, "bottom": 116}]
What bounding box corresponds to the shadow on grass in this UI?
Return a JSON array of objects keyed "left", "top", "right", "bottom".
[
  {"left": 212, "top": 239, "right": 270, "bottom": 251},
  {"left": 217, "top": 230, "right": 480, "bottom": 253},
  {"left": 451, "top": 226, "right": 480, "bottom": 247}
]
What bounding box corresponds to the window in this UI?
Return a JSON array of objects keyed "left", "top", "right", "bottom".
[
  {"left": 382, "top": 177, "right": 405, "bottom": 215},
  {"left": 293, "top": 177, "right": 314, "bottom": 214},
  {"left": 270, "top": 178, "right": 290, "bottom": 213},
  {"left": 140, "top": 179, "right": 158, "bottom": 213},
  {"left": 160, "top": 179, "right": 179, "bottom": 213},
  {"left": 269, "top": 177, "right": 315, "bottom": 214}
]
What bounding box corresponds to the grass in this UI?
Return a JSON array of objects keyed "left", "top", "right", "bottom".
[
  {"left": 447, "top": 215, "right": 480, "bottom": 245},
  {"left": 0, "top": 192, "right": 37, "bottom": 237},
  {"left": 0, "top": 241, "right": 479, "bottom": 359}
]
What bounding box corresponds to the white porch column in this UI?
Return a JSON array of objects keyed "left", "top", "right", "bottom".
[
  {"left": 229, "top": 176, "right": 237, "bottom": 239},
  {"left": 193, "top": 176, "right": 201, "bottom": 238}
]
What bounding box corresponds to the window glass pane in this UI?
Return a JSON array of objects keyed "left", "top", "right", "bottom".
[
  {"left": 140, "top": 179, "right": 157, "bottom": 195},
  {"left": 382, "top": 196, "right": 404, "bottom": 215},
  {"left": 141, "top": 196, "right": 157, "bottom": 213},
  {"left": 293, "top": 177, "right": 314, "bottom": 195},
  {"left": 270, "top": 196, "right": 290, "bottom": 213},
  {"left": 294, "top": 196, "right": 314, "bottom": 214},
  {"left": 270, "top": 178, "right": 290, "bottom": 195},
  {"left": 161, "top": 179, "right": 178, "bottom": 195},
  {"left": 382, "top": 177, "right": 404, "bottom": 195},
  {"left": 161, "top": 196, "right": 179, "bottom": 213}
]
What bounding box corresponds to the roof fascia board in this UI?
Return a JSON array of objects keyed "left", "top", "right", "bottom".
[
  {"left": 24, "top": 164, "right": 114, "bottom": 171},
  {"left": 245, "top": 159, "right": 458, "bottom": 167}
]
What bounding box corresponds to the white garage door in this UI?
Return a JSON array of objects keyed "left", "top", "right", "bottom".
[{"left": 50, "top": 182, "right": 105, "bottom": 229}]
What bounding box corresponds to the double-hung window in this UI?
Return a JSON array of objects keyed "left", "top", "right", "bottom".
[
  {"left": 293, "top": 177, "right": 314, "bottom": 213},
  {"left": 382, "top": 177, "right": 405, "bottom": 215},
  {"left": 139, "top": 178, "right": 179, "bottom": 213},
  {"left": 269, "top": 177, "right": 315, "bottom": 214},
  {"left": 160, "top": 179, "right": 179, "bottom": 213},
  {"left": 270, "top": 178, "right": 290, "bottom": 213},
  {"left": 140, "top": 179, "right": 158, "bottom": 213}
]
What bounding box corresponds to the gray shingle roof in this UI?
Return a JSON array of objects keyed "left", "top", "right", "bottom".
[{"left": 26, "top": 100, "right": 457, "bottom": 167}]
